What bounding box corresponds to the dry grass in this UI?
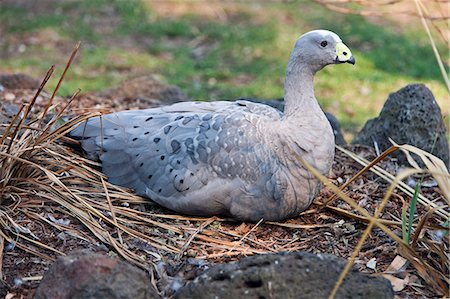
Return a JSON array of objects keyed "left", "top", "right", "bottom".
[
  {"left": 0, "top": 45, "right": 449, "bottom": 298},
  {"left": 292, "top": 142, "right": 449, "bottom": 298},
  {"left": 328, "top": 145, "right": 449, "bottom": 297}
]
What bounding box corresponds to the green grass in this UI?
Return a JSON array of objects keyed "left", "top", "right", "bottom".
[
  {"left": 0, "top": 0, "right": 448, "bottom": 135},
  {"left": 402, "top": 182, "right": 420, "bottom": 244},
  {"left": 0, "top": 6, "right": 64, "bottom": 32},
  {"left": 295, "top": 5, "right": 446, "bottom": 80}
]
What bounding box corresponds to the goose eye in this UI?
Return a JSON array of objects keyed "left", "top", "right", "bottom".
[{"left": 320, "top": 41, "right": 328, "bottom": 47}]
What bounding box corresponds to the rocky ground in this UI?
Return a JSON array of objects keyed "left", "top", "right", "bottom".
[{"left": 0, "top": 74, "right": 448, "bottom": 298}]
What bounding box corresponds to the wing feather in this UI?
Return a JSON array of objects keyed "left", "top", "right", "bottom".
[{"left": 70, "top": 100, "right": 284, "bottom": 216}]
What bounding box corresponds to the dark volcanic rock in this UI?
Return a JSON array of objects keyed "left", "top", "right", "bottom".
[
  {"left": 174, "top": 251, "right": 393, "bottom": 299},
  {"left": 325, "top": 112, "right": 346, "bottom": 145},
  {"left": 0, "top": 280, "right": 8, "bottom": 298},
  {"left": 34, "top": 250, "right": 159, "bottom": 299},
  {"left": 240, "top": 97, "right": 346, "bottom": 145},
  {"left": 353, "top": 84, "right": 449, "bottom": 167}
]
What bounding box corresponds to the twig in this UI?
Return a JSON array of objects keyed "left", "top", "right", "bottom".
[
  {"left": 38, "top": 42, "right": 80, "bottom": 127},
  {"left": 101, "top": 176, "right": 123, "bottom": 245},
  {"left": 226, "top": 218, "right": 264, "bottom": 255},
  {"left": 176, "top": 217, "right": 217, "bottom": 260}
]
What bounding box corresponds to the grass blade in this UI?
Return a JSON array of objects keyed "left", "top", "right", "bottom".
[
  {"left": 407, "top": 182, "right": 420, "bottom": 243},
  {"left": 402, "top": 200, "right": 408, "bottom": 243}
]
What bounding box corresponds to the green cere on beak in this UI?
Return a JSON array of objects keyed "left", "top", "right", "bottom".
[{"left": 335, "top": 42, "right": 355, "bottom": 65}]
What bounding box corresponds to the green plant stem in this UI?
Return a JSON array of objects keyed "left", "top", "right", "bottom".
[
  {"left": 407, "top": 182, "right": 421, "bottom": 244},
  {"left": 402, "top": 201, "right": 408, "bottom": 243}
]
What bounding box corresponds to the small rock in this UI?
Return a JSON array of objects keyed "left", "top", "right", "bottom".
[
  {"left": 174, "top": 251, "right": 393, "bottom": 299},
  {"left": 4, "top": 93, "right": 16, "bottom": 101},
  {"left": 34, "top": 250, "right": 159, "bottom": 299},
  {"left": 352, "top": 84, "right": 449, "bottom": 167},
  {"left": 0, "top": 73, "right": 40, "bottom": 90},
  {"left": 3, "top": 104, "right": 21, "bottom": 117}
]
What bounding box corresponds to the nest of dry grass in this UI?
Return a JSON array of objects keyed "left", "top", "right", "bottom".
[{"left": 0, "top": 46, "right": 448, "bottom": 299}]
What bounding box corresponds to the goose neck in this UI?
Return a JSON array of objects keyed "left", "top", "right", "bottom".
[{"left": 283, "top": 63, "right": 317, "bottom": 118}]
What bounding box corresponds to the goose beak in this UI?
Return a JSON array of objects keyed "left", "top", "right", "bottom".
[
  {"left": 346, "top": 56, "right": 356, "bottom": 65},
  {"left": 335, "top": 42, "right": 355, "bottom": 65}
]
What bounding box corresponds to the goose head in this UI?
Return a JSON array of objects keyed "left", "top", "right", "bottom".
[{"left": 288, "top": 29, "right": 355, "bottom": 74}]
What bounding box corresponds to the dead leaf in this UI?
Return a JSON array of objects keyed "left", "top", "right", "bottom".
[
  {"left": 6, "top": 293, "right": 16, "bottom": 299},
  {"left": 386, "top": 255, "right": 408, "bottom": 273},
  {"left": 382, "top": 274, "right": 410, "bottom": 292},
  {"left": 366, "top": 257, "right": 377, "bottom": 271},
  {"left": 235, "top": 223, "right": 251, "bottom": 235}
]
